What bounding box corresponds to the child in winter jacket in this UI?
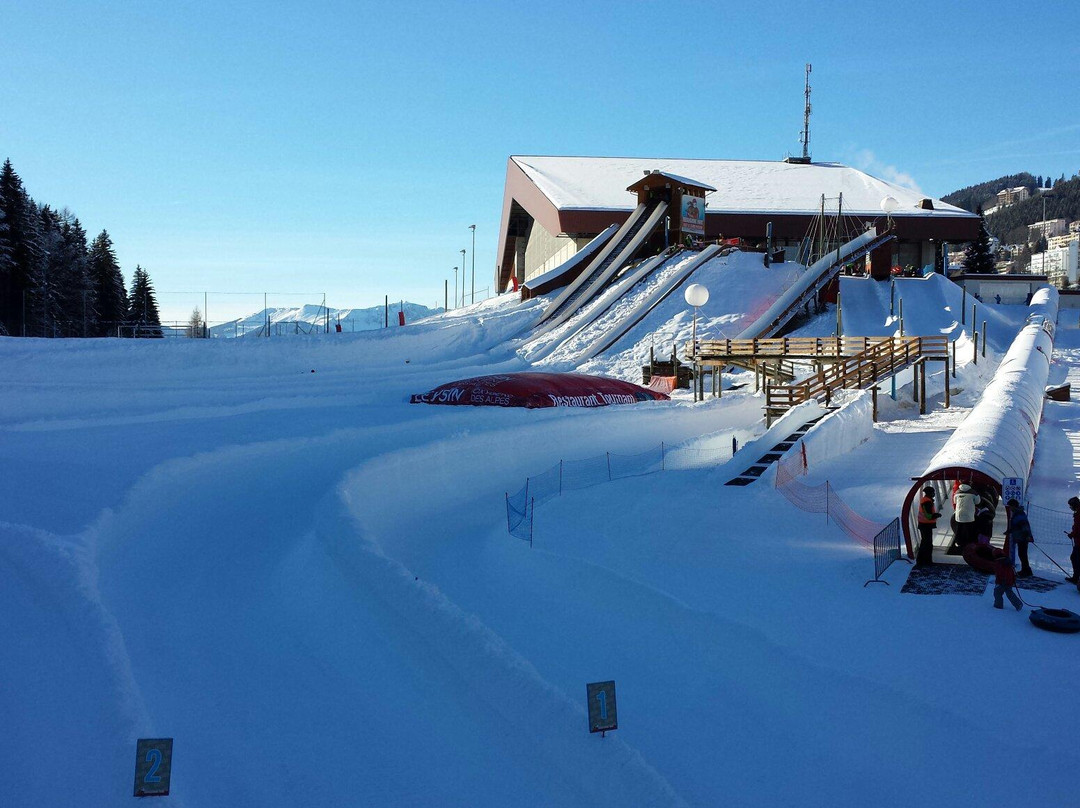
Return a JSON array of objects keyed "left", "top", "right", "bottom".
[{"left": 993, "top": 554, "right": 1023, "bottom": 611}]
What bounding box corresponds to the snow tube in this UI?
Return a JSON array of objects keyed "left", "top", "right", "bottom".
[
  {"left": 1028, "top": 608, "right": 1080, "bottom": 634},
  {"left": 962, "top": 542, "right": 1006, "bottom": 574}
]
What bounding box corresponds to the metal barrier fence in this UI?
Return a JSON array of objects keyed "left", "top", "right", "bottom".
[
  {"left": 865, "top": 518, "right": 903, "bottom": 586},
  {"left": 505, "top": 439, "right": 737, "bottom": 544}
]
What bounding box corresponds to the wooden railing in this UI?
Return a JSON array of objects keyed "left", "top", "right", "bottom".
[
  {"left": 690, "top": 335, "right": 908, "bottom": 362},
  {"left": 764, "top": 335, "right": 949, "bottom": 415}
]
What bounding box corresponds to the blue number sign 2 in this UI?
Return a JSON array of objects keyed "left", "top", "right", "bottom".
[{"left": 144, "top": 748, "right": 163, "bottom": 784}]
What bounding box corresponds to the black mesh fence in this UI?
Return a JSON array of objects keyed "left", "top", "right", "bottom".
[{"left": 505, "top": 439, "right": 736, "bottom": 544}]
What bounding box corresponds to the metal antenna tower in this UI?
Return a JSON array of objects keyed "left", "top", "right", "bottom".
[{"left": 800, "top": 63, "right": 812, "bottom": 161}]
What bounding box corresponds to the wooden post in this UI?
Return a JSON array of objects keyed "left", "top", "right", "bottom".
[
  {"left": 872, "top": 385, "right": 879, "bottom": 422},
  {"left": 944, "top": 357, "right": 950, "bottom": 408},
  {"left": 919, "top": 359, "right": 927, "bottom": 415},
  {"left": 961, "top": 286, "right": 967, "bottom": 324},
  {"left": 981, "top": 320, "right": 987, "bottom": 357},
  {"left": 951, "top": 339, "right": 956, "bottom": 377},
  {"left": 973, "top": 332, "right": 979, "bottom": 365},
  {"left": 899, "top": 298, "right": 904, "bottom": 336}
]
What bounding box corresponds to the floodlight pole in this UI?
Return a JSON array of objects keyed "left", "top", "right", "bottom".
[
  {"left": 453, "top": 267, "right": 458, "bottom": 308},
  {"left": 470, "top": 225, "right": 476, "bottom": 304},
  {"left": 461, "top": 249, "right": 466, "bottom": 307}
]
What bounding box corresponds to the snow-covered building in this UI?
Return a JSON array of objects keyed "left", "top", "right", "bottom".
[{"left": 496, "top": 156, "right": 981, "bottom": 291}]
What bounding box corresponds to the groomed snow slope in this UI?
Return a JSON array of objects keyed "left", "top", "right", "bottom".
[
  {"left": 572, "top": 250, "right": 802, "bottom": 379},
  {"left": 2, "top": 289, "right": 1078, "bottom": 807},
  {"left": 838, "top": 273, "right": 1019, "bottom": 348}
]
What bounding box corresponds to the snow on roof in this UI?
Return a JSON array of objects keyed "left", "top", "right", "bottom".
[
  {"left": 629, "top": 170, "right": 717, "bottom": 192},
  {"left": 511, "top": 155, "right": 973, "bottom": 218}
]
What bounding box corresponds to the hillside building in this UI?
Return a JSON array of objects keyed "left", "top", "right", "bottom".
[
  {"left": 996, "top": 186, "right": 1030, "bottom": 208},
  {"left": 1030, "top": 241, "right": 1079, "bottom": 288},
  {"left": 1029, "top": 218, "right": 1068, "bottom": 240},
  {"left": 496, "top": 156, "right": 980, "bottom": 292}
]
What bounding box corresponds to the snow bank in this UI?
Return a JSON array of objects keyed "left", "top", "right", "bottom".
[{"left": 800, "top": 390, "right": 875, "bottom": 470}]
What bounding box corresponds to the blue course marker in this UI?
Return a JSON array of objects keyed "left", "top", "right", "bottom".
[
  {"left": 144, "top": 749, "right": 163, "bottom": 783},
  {"left": 586, "top": 681, "right": 617, "bottom": 734}
]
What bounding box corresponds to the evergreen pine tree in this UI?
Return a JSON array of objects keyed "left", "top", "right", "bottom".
[
  {"left": 60, "top": 216, "right": 93, "bottom": 337},
  {"left": 0, "top": 209, "right": 12, "bottom": 337},
  {"left": 1037, "top": 175, "right": 1044, "bottom": 188},
  {"left": 0, "top": 159, "right": 45, "bottom": 336},
  {"left": 127, "top": 265, "right": 163, "bottom": 337},
  {"left": 963, "top": 215, "right": 996, "bottom": 275},
  {"left": 87, "top": 230, "right": 127, "bottom": 336},
  {"left": 35, "top": 205, "right": 66, "bottom": 337}
]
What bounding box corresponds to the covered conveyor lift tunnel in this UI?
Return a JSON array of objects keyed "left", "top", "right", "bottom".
[{"left": 899, "top": 288, "right": 1059, "bottom": 560}]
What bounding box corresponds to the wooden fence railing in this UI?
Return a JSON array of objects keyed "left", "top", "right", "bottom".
[
  {"left": 764, "top": 335, "right": 949, "bottom": 417},
  {"left": 691, "top": 335, "right": 902, "bottom": 362}
]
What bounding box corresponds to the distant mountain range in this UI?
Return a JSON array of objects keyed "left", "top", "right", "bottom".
[{"left": 206, "top": 302, "right": 441, "bottom": 338}]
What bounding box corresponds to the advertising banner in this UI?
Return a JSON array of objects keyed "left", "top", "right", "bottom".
[{"left": 681, "top": 195, "right": 705, "bottom": 235}]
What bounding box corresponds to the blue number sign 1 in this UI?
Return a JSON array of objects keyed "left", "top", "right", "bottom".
[{"left": 586, "top": 681, "right": 617, "bottom": 734}]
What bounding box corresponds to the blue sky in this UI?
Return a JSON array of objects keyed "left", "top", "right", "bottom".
[{"left": 3, "top": 1, "right": 1079, "bottom": 321}]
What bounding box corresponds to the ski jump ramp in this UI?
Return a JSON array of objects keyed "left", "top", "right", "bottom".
[
  {"left": 520, "top": 224, "right": 618, "bottom": 300},
  {"left": 528, "top": 199, "right": 668, "bottom": 337},
  {"left": 577, "top": 244, "right": 723, "bottom": 361},
  {"left": 736, "top": 229, "right": 892, "bottom": 340},
  {"left": 524, "top": 247, "right": 687, "bottom": 364}
]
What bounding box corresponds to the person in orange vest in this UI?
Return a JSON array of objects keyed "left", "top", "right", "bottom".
[{"left": 917, "top": 486, "right": 941, "bottom": 567}]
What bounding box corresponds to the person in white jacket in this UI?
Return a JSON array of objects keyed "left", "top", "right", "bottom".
[{"left": 952, "top": 483, "right": 981, "bottom": 550}]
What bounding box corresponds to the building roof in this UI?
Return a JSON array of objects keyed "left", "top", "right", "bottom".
[
  {"left": 510, "top": 155, "right": 973, "bottom": 218},
  {"left": 626, "top": 171, "right": 717, "bottom": 194}
]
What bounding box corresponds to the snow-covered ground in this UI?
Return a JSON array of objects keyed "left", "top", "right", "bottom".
[{"left": 2, "top": 271, "right": 1079, "bottom": 807}]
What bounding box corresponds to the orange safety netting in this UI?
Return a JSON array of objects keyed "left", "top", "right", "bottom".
[{"left": 774, "top": 443, "right": 882, "bottom": 549}]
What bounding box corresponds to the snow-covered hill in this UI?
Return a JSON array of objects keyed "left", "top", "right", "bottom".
[
  {"left": 2, "top": 272, "right": 1078, "bottom": 807},
  {"left": 208, "top": 301, "right": 440, "bottom": 338}
]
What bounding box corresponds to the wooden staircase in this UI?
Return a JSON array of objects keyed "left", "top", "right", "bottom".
[{"left": 764, "top": 335, "right": 949, "bottom": 423}]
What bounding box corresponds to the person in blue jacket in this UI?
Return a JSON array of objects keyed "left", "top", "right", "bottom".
[{"left": 1005, "top": 499, "right": 1034, "bottom": 578}]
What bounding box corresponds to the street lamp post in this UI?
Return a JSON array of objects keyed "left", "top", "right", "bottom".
[
  {"left": 453, "top": 267, "right": 458, "bottom": 308},
  {"left": 469, "top": 224, "right": 476, "bottom": 305},
  {"left": 880, "top": 195, "right": 898, "bottom": 232},
  {"left": 460, "top": 249, "right": 467, "bottom": 307},
  {"left": 684, "top": 283, "right": 710, "bottom": 401}
]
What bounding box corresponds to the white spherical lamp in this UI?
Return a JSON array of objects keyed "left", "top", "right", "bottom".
[{"left": 684, "top": 284, "right": 710, "bottom": 307}]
